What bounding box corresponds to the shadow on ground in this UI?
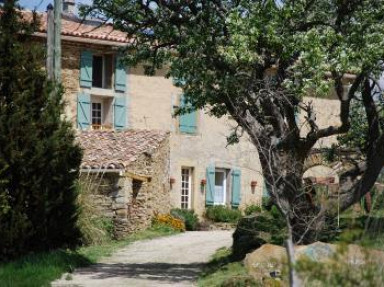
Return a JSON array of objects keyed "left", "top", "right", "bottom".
[{"left": 76, "top": 262, "right": 205, "bottom": 283}]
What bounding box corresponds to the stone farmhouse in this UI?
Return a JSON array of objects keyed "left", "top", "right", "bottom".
[{"left": 25, "top": 1, "right": 343, "bottom": 233}]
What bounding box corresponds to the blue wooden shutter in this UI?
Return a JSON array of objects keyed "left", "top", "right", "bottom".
[
  {"left": 231, "top": 169, "right": 241, "bottom": 208},
  {"left": 263, "top": 179, "right": 269, "bottom": 197},
  {"left": 80, "top": 51, "right": 93, "bottom": 88},
  {"left": 114, "top": 96, "right": 126, "bottom": 130},
  {"left": 77, "top": 92, "right": 91, "bottom": 130},
  {"left": 115, "top": 55, "right": 126, "bottom": 92},
  {"left": 179, "top": 96, "right": 197, "bottom": 134},
  {"left": 206, "top": 165, "right": 215, "bottom": 206}
]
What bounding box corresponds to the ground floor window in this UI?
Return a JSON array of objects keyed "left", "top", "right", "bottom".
[
  {"left": 181, "top": 167, "right": 193, "bottom": 209},
  {"left": 214, "top": 168, "right": 227, "bottom": 205}
]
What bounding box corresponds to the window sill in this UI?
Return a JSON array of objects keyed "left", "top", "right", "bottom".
[
  {"left": 91, "top": 124, "right": 113, "bottom": 130},
  {"left": 89, "top": 87, "right": 114, "bottom": 97}
]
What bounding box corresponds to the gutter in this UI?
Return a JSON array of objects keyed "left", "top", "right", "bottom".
[{"left": 33, "top": 32, "right": 128, "bottom": 47}]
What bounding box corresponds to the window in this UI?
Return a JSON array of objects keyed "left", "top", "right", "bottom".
[
  {"left": 91, "top": 102, "right": 102, "bottom": 129},
  {"left": 80, "top": 51, "right": 126, "bottom": 91},
  {"left": 90, "top": 96, "right": 113, "bottom": 130},
  {"left": 92, "top": 54, "right": 113, "bottom": 89},
  {"left": 181, "top": 168, "right": 193, "bottom": 209},
  {"left": 214, "top": 169, "right": 227, "bottom": 205}
]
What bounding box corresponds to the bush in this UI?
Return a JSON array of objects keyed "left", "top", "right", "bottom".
[
  {"left": 170, "top": 208, "right": 199, "bottom": 231},
  {"left": 232, "top": 206, "right": 286, "bottom": 260},
  {"left": 205, "top": 206, "right": 242, "bottom": 223},
  {"left": 152, "top": 213, "right": 185, "bottom": 232},
  {"left": 243, "top": 205, "right": 262, "bottom": 216}
]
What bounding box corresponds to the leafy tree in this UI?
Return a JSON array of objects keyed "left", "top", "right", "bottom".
[
  {"left": 85, "top": 0, "right": 384, "bottom": 242},
  {"left": 0, "top": 0, "right": 82, "bottom": 260}
]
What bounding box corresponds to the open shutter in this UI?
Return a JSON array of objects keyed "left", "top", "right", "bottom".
[
  {"left": 114, "top": 96, "right": 126, "bottom": 130},
  {"left": 80, "top": 51, "right": 93, "bottom": 88},
  {"left": 231, "top": 169, "right": 241, "bottom": 208},
  {"left": 77, "top": 92, "right": 91, "bottom": 130},
  {"left": 263, "top": 179, "right": 269, "bottom": 197},
  {"left": 179, "top": 96, "right": 197, "bottom": 134},
  {"left": 206, "top": 165, "right": 215, "bottom": 206},
  {"left": 115, "top": 55, "right": 126, "bottom": 92}
]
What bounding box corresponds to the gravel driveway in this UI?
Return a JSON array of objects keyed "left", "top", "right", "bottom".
[{"left": 52, "top": 230, "right": 233, "bottom": 287}]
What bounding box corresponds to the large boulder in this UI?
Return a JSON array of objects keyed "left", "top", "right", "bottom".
[
  {"left": 244, "top": 243, "right": 287, "bottom": 280},
  {"left": 232, "top": 210, "right": 286, "bottom": 260},
  {"left": 244, "top": 241, "right": 384, "bottom": 283}
]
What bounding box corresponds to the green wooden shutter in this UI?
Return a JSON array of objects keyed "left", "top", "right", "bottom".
[
  {"left": 231, "top": 169, "right": 241, "bottom": 208},
  {"left": 263, "top": 179, "right": 269, "bottom": 197},
  {"left": 115, "top": 55, "right": 126, "bottom": 92},
  {"left": 206, "top": 165, "right": 215, "bottom": 206},
  {"left": 114, "top": 96, "right": 126, "bottom": 130},
  {"left": 179, "top": 96, "right": 197, "bottom": 134},
  {"left": 77, "top": 92, "right": 91, "bottom": 130},
  {"left": 80, "top": 51, "right": 93, "bottom": 88}
]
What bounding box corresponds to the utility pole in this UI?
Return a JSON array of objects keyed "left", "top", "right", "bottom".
[
  {"left": 54, "top": 0, "right": 62, "bottom": 82},
  {"left": 46, "top": 4, "right": 54, "bottom": 80}
]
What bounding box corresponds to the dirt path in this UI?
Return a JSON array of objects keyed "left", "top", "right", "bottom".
[{"left": 52, "top": 230, "right": 233, "bottom": 287}]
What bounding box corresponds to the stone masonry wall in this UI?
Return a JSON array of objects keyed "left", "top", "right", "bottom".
[
  {"left": 122, "top": 136, "right": 171, "bottom": 236},
  {"left": 80, "top": 137, "right": 170, "bottom": 239}
]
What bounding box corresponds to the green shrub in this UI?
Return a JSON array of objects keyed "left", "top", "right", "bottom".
[
  {"left": 205, "top": 206, "right": 242, "bottom": 223},
  {"left": 243, "top": 205, "right": 262, "bottom": 216},
  {"left": 170, "top": 208, "right": 199, "bottom": 230}
]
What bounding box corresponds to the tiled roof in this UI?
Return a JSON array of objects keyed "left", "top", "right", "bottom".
[
  {"left": 23, "top": 10, "right": 129, "bottom": 43},
  {"left": 77, "top": 130, "right": 169, "bottom": 170}
]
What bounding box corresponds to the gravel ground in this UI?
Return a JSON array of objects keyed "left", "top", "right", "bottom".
[{"left": 51, "top": 230, "right": 233, "bottom": 287}]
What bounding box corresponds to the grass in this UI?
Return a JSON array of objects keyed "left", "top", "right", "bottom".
[
  {"left": 198, "top": 247, "right": 258, "bottom": 287},
  {"left": 0, "top": 227, "right": 178, "bottom": 287}
]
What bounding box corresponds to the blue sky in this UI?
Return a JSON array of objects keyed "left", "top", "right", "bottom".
[{"left": 19, "top": 0, "right": 92, "bottom": 12}]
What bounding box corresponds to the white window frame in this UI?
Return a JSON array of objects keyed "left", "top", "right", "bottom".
[
  {"left": 214, "top": 168, "right": 227, "bottom": 206},
  {"left": 91, "top": 99, "right": 103, "bottom": 129},
  {"left": 181, "top": 167, "right": 193, "bottom": 209}
]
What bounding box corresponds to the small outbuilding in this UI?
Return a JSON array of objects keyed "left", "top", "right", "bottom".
[{"left": 77, "top": 129, "right": 170, "bottom": 238}]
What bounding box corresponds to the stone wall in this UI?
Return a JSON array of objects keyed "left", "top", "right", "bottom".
[{"left": 80, "top": 137, "right": 170, "bottom": 238}]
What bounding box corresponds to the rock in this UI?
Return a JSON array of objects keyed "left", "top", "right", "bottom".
[
  {"left": 244, "top": 244, "right": 287, "bottom": 280},
  {"left": 245, "top": 241, "right": 384, "bottom": 283},
  {"left": 295, "top": 241, "right": 337, "bottom": 262}
]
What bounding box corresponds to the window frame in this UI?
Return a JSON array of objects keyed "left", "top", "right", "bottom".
[
  {"left": 181, "top": 167, "right": 193, "bottom": 209},
  {"left": 91, "top": 100, "right": 103, "bottom": 129},
  {"left": 214, "top": 168, "right": 227, "bottom": 206}
]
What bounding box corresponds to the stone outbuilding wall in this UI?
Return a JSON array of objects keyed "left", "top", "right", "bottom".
[{"left": 78, "top": 130, "right": 170, "bottom": 238}]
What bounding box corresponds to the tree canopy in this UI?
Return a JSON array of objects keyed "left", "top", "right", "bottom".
[{"left": 85, "top": 0, "right": 384, "bottom": 241}]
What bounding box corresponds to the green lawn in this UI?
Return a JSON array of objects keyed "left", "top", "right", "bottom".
[{"left": 0, "top": 227, "right": 177, "bottom": 287}]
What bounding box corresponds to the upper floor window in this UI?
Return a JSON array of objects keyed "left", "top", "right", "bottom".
[
  {"left": 92, "top": 55, "right": 113, "bottom": 89},
  {"left": 80, "top": 50, "right": 126, "bottom": 92}
]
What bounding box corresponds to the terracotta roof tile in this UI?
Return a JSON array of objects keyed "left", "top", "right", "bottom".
[
  {"left": 22, "top": 10, "right": 130, "bottom": 43},
  {"left": 77, "top": 130, "right": 169, "bottom": 170}
]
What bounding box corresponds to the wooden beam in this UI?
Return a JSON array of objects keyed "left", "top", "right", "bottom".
[{"left": 124, "top": 171, "right": 151, "bottom": 182}]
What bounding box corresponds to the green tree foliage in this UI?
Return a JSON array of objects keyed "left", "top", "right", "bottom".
[
  {"left": 86, "top": 0, "right": 384, "bottom": 242},
  {"left": 0, "top": 1, "right": 82, "bottom": 260}
]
